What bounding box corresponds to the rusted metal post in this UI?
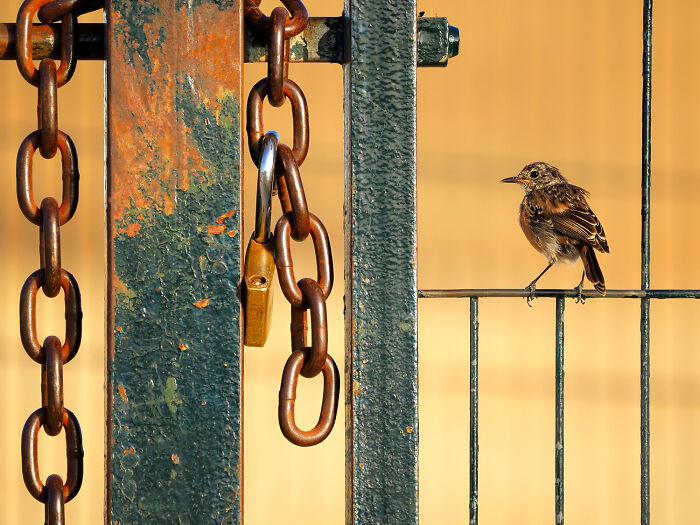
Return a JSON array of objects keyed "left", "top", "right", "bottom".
[{"left": 105, "top": 1, "right": 243, "bottom": 522}]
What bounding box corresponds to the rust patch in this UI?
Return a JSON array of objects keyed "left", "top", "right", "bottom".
[
  {"left": 193, "top": 298, "right": 211, "bottom": 308},
  {"left": 206, "top": 224, "right": 227, "bottom": 235},
  {"left": 124, "top": 447, "right": 135, "bottom": 455},
  {"left": 227, "top": 230, "right": 238, "bottom": 238},
  {"left": 117, "top": 222, "right": 142, "bottom": 237},
  {"left": 406, "top": 427, "right": 413, "bottom": 434},
  {"left": 118, "top": 384, "right": 129, "bottom": 403},
  {"left": 108, "top": 5, "right": 242, "bottom": 223},
  {"left": 113, "top": 276, "right": 129, "bottom": 295},
  {"left": 216, "top": 209, "right": 236, "bottom": 224},
  {"left": 353, "top": 379, "right": 362, "bottom": 397},
  {"left": 171, "top": 454, "right": 180, "bottom": 465},
  {"left": 178, "top": 343, "right": 188, "bottom": 351}
]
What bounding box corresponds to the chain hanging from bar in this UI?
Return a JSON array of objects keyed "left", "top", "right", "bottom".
[
  {"left": 244, "top": 0, "right": 340, "bottom": 447},
  {"left": 14, "top": 0, "right": 101, "bottom": 522}
]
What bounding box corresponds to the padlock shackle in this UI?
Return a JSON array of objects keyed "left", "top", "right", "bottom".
[{"left": 254, "top": 131, "right": 279, "bottom": 243}]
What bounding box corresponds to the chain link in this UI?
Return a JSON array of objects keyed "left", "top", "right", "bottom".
[
  {"left": 38, "top": 59, "right": 58, "bottom": 159},
  {"left": 275, "top": 144, "right": 310, "bottom": 240},
  {"left": 14, "top": 0, "right": 99, "bottom": 521},
  {"left": 45, "top": 474, "right": 66, "bottom": 524},
  {"left": 17, "top": 130, "right": 79, "bottom": 225},
  {"left": 244, "top": 0, "right": 308, "bottom": 38},
  {"left": 244, "top": 0, "right": 339, "bottom": 446},
  {"left": 279, "top": 351, "right": 339, "bottom": 447},
  {"left": 275, "top": 213, "right": 333, "bottom": 306},
  {"left": 21, "top": 407, "right": 83, "bottom": 502},
  {"left": 38, "top": 0, "right": 102, "bottom": 23},
  {"left": 291, "top": 278, "right": 328, "bottom": 378},
  {"left": 267, "top": 7, "right": 289, "bottom": 107},
  {"left": 247, "top": 78, "right": 309, "bottom": 167},
  {"left": 16, "top": 0, "right": 76, "bottom": 86}
]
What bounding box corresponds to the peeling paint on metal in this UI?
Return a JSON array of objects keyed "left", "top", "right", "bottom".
[
  {"left": 193, "top": 298, "right": 211, "bottom": 308},
  {"left": 106, "top": 0, "right": 243, "bottom": 522},
  {"left": 117, "top": 384, "right": 128, "bottom": 403}
]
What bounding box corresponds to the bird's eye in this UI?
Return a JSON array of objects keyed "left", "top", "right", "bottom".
[{"left": 530, "top": 170, "right": 539, "bottom": 178}]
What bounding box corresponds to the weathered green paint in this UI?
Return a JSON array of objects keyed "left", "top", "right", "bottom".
[
  {"left": 244, "top": 16, "right": 458, "bottom": 66},
  {"left": 106, "top": 0, "right": 243, "bottom": 523},
  {"left": 344, "top": 0, "right": 418, "bottom": 523},
  {"left": 416, "top": 17, "right": 459, "bottom": 67}
]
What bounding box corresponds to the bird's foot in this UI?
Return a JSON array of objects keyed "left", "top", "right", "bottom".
[
  {"left": 574, "top": 282, "right": 586, "bottom": 304},
  {"left": 525, "top": 282, "right": 537, "bottom": 307}
]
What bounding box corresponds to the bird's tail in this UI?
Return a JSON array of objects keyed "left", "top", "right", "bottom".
[{"left": 579, "top": 244, "right": 606, "bottom": 295}]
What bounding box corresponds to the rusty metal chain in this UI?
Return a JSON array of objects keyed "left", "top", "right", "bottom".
[
  {"left": 14, "top": 0, "right": 100, "bottom": 521},
  {"left": 244, "top": 0, "right": 339, "bottom": 447}
]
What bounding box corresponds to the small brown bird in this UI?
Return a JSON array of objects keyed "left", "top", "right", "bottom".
[{"left": 502, "top": 162, "right": 609, "bottom": 304}]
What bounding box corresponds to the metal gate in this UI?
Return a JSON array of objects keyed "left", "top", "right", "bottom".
[
  {"left": 101, "top": 0, "right": 455, "bottom": 521},
  {"left": 4, "top": 0, "right": 694, "bottom": 523},
  {"left": 419, "top": 2, "right": 700, "bottom": 524}
]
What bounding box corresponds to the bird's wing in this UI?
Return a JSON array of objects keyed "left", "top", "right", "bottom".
[{"left": 547, "top": 195, "right": 609, "bottom": 253}]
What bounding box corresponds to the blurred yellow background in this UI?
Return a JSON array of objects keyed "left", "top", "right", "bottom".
[{"left": 1, "top": 0, "right": 700, "bottom": 523}]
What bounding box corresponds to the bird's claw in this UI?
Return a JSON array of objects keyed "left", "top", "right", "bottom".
[
  {"left": 574, "top": 284, "right": 586, "bottom": 304},
  {"left": 525, "top": 283, "right": 537, "bottom": 307}
]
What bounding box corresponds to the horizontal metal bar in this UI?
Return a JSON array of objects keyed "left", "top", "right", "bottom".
[
  {"left": 0, "top": 22, "right": 103, "bottom": 60},
  {"left": 0, "top": 18, "right": 459, "bottom": 66},
  {"left": 246, "top": 16, "right": 458, "bottom": 66},
  {"left": 418, "top": 289, "right": 700, "bottom": 299}
]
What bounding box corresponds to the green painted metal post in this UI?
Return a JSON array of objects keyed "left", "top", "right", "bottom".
[
  {"left": 344, "top": 0, "right": 419, "bottom": 523},
  {"left": 105, "top": 1, "right": 243, "bottom": 522}
]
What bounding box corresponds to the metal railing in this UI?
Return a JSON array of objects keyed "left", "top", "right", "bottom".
[{"left": 417, "top": 2, "right": 697, "bottom": 523}]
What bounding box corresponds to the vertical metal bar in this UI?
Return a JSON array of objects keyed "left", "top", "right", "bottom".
[
  {"left": 555, "top": 297, "right": 565, "bottom": 525},
  {"left": 105, "top": 1, "right": 243, "bottom": 522},
  {"left": 642, "top": 2, "right": 652, "bottom": 292},
  {"left": 640, "top": 299, "right": 650, "bottom": 524},
  {"left": 469, "top": 298, "right": 479, "bottom": 525},
  {"left": 641, "top": 2, "right": 652, "bottom": 523},
  {"left": 344, "top": 0, "right": 418, "bottom": 522}
]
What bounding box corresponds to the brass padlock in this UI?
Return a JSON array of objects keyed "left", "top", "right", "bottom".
[
  {"left": 243, "top": 130, "right": 279, "bottom": 347},
  {"left": 243, "top": 235, "right": 276, "bottom": 347}
]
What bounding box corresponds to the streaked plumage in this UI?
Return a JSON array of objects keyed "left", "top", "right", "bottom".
[{"left": 502, "top": 161, "right": 609, "bottom": 301}]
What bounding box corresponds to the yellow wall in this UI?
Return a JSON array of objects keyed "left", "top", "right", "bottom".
[{"left": 1, "top": 1, "right": 699, "bottom": 523}]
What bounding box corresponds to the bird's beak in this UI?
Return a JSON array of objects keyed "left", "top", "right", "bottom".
[{"left": 500, "top": 176, "right": 522, "bottom": 183}]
